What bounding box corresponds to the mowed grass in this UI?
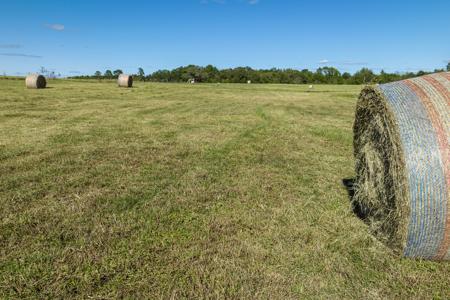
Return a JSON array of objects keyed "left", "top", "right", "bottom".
[{"left": 0, "top": 79, "right": 448, "bottom": 299}]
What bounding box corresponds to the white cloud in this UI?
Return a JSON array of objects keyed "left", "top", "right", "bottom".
[
  {"left": 318, "top": 59, "right": 368, "bottom": 66},
  {"left": 46, "top": 24, "right": 65, "bottom": 31},
  {"left": 0, "top": 53, "right": 42, "bottom": 58},
  {"left": 0, "top": 44, "right": 22, "bottom": 49},
  {"left": 342, "top": 61, "right": 368, "bottom": 66}
]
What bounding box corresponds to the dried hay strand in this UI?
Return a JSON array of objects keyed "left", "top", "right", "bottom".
[
  {"left": 25, "top": 74, "right": 46, "bottom": 89},
  {"left": 118, "top": 74, "right": 133, "bottom": 88},
  {"left": 353, "top": 72, "right": 450, "bottom": 260}
]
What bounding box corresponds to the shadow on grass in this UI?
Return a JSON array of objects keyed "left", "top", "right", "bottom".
[{"left": 342, "top": 178, "right": 369, "bottom": 221}]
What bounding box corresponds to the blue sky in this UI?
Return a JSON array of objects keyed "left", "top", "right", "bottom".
[{"left": 0, "top": 0, "right": 449, "bottom": 76}]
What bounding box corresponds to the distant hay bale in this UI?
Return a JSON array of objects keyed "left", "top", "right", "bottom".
[
  {"left": 118, "top": 74, "right": 133, "bottom": 87},
  {"left": 353, "top": 72, "right": 449, "bottom": 260},
  {"left": 247, "top": 80, "right": 252, "bottom": 84},
  {"left": 25, "top": 74, "right": 46, "bottom": 89}
]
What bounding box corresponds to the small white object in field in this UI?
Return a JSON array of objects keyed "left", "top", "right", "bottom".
[
  {"left": 26, "top": 74, "right": 46, "bottom": 89},
  {"left": 247, "top": 80, "right": 251, "bottom": 84},
  {"left": 309, "top": 85, "right": 313, "bottom": 89},
  {"left": 118, "top": 74, "right": 133, "bottom": 87}
]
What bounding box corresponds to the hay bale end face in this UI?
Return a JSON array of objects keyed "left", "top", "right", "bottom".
[
  {"left": 25, "top": 74, "right": 46, "bottom": 89},
  {"left": 353, "top": 72, "right": 449, "bottom": 260},
  {"left": 118, "top": 74, "right": 133, "bottom": 87}
]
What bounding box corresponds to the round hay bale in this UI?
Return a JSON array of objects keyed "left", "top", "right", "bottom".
[
  {"left": 25, "top": 74, "right": 46, "bottom": 89},
  {"left": 118, "top": 74, "right": 133, "bottom": 87},
  {"left": 353, "top": 72, "right": 449, "bottom": 260}
]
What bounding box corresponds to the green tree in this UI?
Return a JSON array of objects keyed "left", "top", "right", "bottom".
[
  {"left": 71, "top": 64, "right": 448, "bottom": 84},
  {"left": 416, "top": 70, "right": 426, "bottom": 77},
  {"left": 342, "top": 72, "right": 351, "bottom": 81},
  {"left": 104, "top": 70, "right": 113, "bottom": 78},
  {"left": 204, "top": 65, "right": 219, "bottom": 82},
  {"left": 150, "top": 70, "right": 171, "bottom": 82},
  {"left": 352, "top": 68, "right": 375, "bottom": 84},
  {"left": 447, "top": 62, "right": 450, "bottom": 72},
  {"left": 94, "top": 71, "right": 102, "bottom": 78},
  {"left": 137, "top": 68, "right": 145, "bottom": 81},
  {"left": 113, "top": 69, "right": 123, "bottom": 77},
  {"left": 316, "top": 66, "right": 341, "bottom": 84}
]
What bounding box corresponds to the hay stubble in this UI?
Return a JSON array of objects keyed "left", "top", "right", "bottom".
[{"left": 0, "top": 79, "right": 448, "bottom": 298}]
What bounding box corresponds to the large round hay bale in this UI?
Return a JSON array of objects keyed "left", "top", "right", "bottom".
[
  {"left": 353, "top": 72, "right": 449, "bottom": 260},
  {"left": 118, "top": 74, "right": 133, "bottom": 87},
  {"left": 25, "top": 74, "right": 46, "bottom": 89}
]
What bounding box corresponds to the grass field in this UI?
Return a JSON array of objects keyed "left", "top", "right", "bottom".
[{"left": 0, "top": 79, "right": 448, "bottom": 299}]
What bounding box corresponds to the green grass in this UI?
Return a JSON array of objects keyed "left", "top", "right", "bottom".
[{"left": 0, "top": 79, "right": 448, "bottom": 299}]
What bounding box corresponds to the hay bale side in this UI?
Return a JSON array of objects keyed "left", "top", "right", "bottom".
[
  {"left": 353, "top": 72, "right": 450, "bottom": 260},
  {"left": 118, "top": 74, "right": 133, "bottom": 87},
  {"left": 25, "top": 74, "right": 46, "bottom": 89}
]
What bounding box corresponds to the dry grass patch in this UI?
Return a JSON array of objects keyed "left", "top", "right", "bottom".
[{"left": 0, "top": 80, "right": 448, "bottom": 299}]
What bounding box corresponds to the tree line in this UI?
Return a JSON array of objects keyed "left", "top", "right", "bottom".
[{"left": 69, "top": 63, "right": 450, "bottom": 84}]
